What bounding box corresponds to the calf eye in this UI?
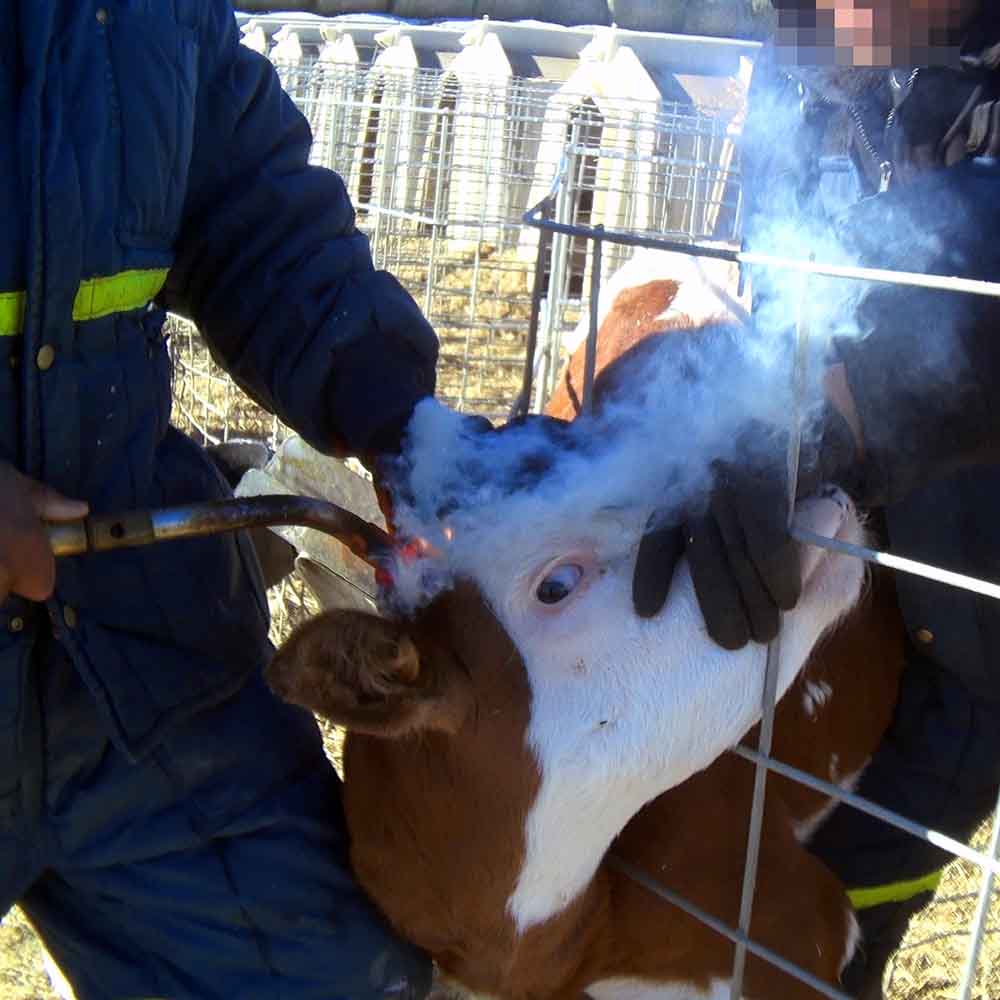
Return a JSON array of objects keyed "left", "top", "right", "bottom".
[{"left": 536, "top": 564, "right": 584, "bottom": 604}]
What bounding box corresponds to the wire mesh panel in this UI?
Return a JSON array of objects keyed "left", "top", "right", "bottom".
[
  {"left": 207, "top": 34, "right": 745, "bottom": 421},
  {"left": 167, "top": 31, "right": 746, "bottom": 684},
  {"left": 170, "top": 23, "right": 746, "bottom": 547},
  {"left": 528, "top": 95, "right": 742, "bottom": 406}
]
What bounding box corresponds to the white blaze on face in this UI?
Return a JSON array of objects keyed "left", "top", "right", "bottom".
[{"left": 451, "top": 492, "right": 864, "bottom": 933}]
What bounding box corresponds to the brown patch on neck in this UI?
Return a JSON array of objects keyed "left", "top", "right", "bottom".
[
  {"left": 771, "top": 565, "right": 905, "bottom": 827},
  {"left": 341, "top": 569, "right": 903, "bottom": 998},
  {"left": 343, "top": 582, "right": 549, "bottom": 992},
  {"left": 598, "top": 567, "right": 904, "bottom": 995},
  {"left": 547, "top": 279, "right": 679, "bottom": 421},
  {"left": 344, "top": 584, "right": 619, "bottom": 996}
]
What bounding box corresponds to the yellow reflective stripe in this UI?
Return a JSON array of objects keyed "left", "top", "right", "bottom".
[
  {"left": 847, "top": 868, "right": 944, "bottom": 911},
  {"left": 0, "top": 291, "right": 25, "bottom": 337},
  {"left": 71, "top": 268, "right": 170, "bottom": 322},
  {"left": 0, "top": 268, "right": 169, "bottom": 337}
]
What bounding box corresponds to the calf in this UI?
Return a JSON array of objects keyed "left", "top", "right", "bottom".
[{"left": 267, "top": 259, "right": 904, "bottom": 999}]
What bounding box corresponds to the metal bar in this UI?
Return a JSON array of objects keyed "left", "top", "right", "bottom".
[
  {"left": 522, "top": 206, "right": 1000, "bottom": 299},
  {"left": 424, "top": 110, "right": 450, "bottom": 315},
  {"left": 608, "top": 856, "right": 853, "bottom": 1000},
  {"left": 581, "top": 224, "right": 603, "bottom": 414},
  {"left": 730, "top": 744, "right": 1000, "bottom": 877},
  {"left": 957, "top": 785, "right": 1000, "bottom": 999},
  {"left": 538, "top": 124, "right": 577, "bottom": 408},
  {"left": 729, "top": 643, "right": 783, "bottom": 1000},
  {"left": 792, "top": 526, "right": 1000, "bottom": 602},
  {"left": 47, "top": 495, "right": 392, "bottom": 565},
  {"left": 462, "top": 90, "right": 495, "bottom": 414},
  {"left": 690, "top": 126, "right": 703, "bottom": 239},
  {"left": 729, "top": 266, "right": 813, "bottom": 1000},
  {"left": 512, "top": 197, "right": 555, "bottom": 420}
]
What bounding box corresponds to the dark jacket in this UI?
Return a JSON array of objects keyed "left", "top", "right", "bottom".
[
  {"left": 0, "top": 0, "right": 437, "bottom": 760},
  {"left": 743, "top": 35, "right": 1000, "bottom": 699}
]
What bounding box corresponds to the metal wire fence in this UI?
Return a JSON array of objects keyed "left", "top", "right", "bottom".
[{"left": 521, "top": 164, "right": 1000, "bottom": 1000}]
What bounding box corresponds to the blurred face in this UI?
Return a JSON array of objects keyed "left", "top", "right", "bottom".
[{"left": 775, "top": 0, "right": 980, "bottom": 67}]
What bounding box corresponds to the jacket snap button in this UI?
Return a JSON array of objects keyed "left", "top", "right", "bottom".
[
  {"left": 63, "top": 606, "right": 78, "bottom": 630},
  {"left": 8, "top": 617, "right": 24, "bottom": 634},
  {"left": 915, "top": 627, "right": 934, "bottom": 645},
  {"left": 96, "top": 8, "right": 109, "bottom": 25},
  {"left": 36, "top": 345, "right": 56, "bottom": 371}
]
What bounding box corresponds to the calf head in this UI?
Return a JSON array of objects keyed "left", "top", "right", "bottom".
[{"left": 267, "top": 474, "right": 868, "bottom": 944}]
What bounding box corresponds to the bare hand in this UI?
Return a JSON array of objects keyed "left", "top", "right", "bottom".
[{"left": 0, "top": 463, "right": 88, "bottom": 604}]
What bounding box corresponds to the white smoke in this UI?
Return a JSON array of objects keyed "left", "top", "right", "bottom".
[
  {"left": 379, "top": 64, "right": 984, "bottom": 615},
  {"left": 381, "top": 320, "right": 807, "bottom": 615}
]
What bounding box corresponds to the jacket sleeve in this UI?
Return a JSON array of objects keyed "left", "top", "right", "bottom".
[
  {"left": 161, "top": 2, "right": 438, "bottom": 457},
  {"left": 831, "top": 159, "right": 1000, "bottom": 507}
]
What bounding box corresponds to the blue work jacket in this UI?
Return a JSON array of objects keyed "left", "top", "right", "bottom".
[
  {"left": 743, "top": 47, "right": 1000, "bottom": 705},
  {"left": 0, "top": 0, "right": 437, "bottom": 760}
]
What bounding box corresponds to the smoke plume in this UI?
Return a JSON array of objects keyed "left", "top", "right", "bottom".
[{"left": 380, "top": 63, "right": 989, "bottom": 615}]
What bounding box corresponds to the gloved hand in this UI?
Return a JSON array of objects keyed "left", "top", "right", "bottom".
[
  {"left": 632, "top": 398, "right": 861, "bottom": 650},
  {"left": 0, "top": 462, "right": 88, "bottom": 605}
]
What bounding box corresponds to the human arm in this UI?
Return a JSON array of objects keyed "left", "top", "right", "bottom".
[
  {"left": 160, "top": 2, "right": 437, "bottom": 459},
  {"left": 827, "top": 160, "right": 1000, "bottom": 507}
]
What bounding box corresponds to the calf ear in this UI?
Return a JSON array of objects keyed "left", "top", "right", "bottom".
[{"left": 266, "top": 609, "right": 471, "bottom": 738}]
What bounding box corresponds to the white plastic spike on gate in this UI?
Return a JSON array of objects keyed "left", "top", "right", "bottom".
[{"left": 234, "top": 436, "right": 383, "bottom": 607}]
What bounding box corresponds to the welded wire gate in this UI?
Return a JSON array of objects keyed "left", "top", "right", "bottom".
[{"left": 522, "top": 167, "right": 1000, "bottom": 999}]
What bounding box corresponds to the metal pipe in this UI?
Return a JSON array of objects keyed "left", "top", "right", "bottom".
[
  {"left": 581, "top": 224, "right": 604, "bottom": 414},
  {"left": 729, "top": 265, "right": 813, "bottom": 1000},
  {"left": 522, "top": 204, "right": 1000, "bottom": 299},
  {"left": 47, "top": 495, "right": 393, "bottom": 566}
]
